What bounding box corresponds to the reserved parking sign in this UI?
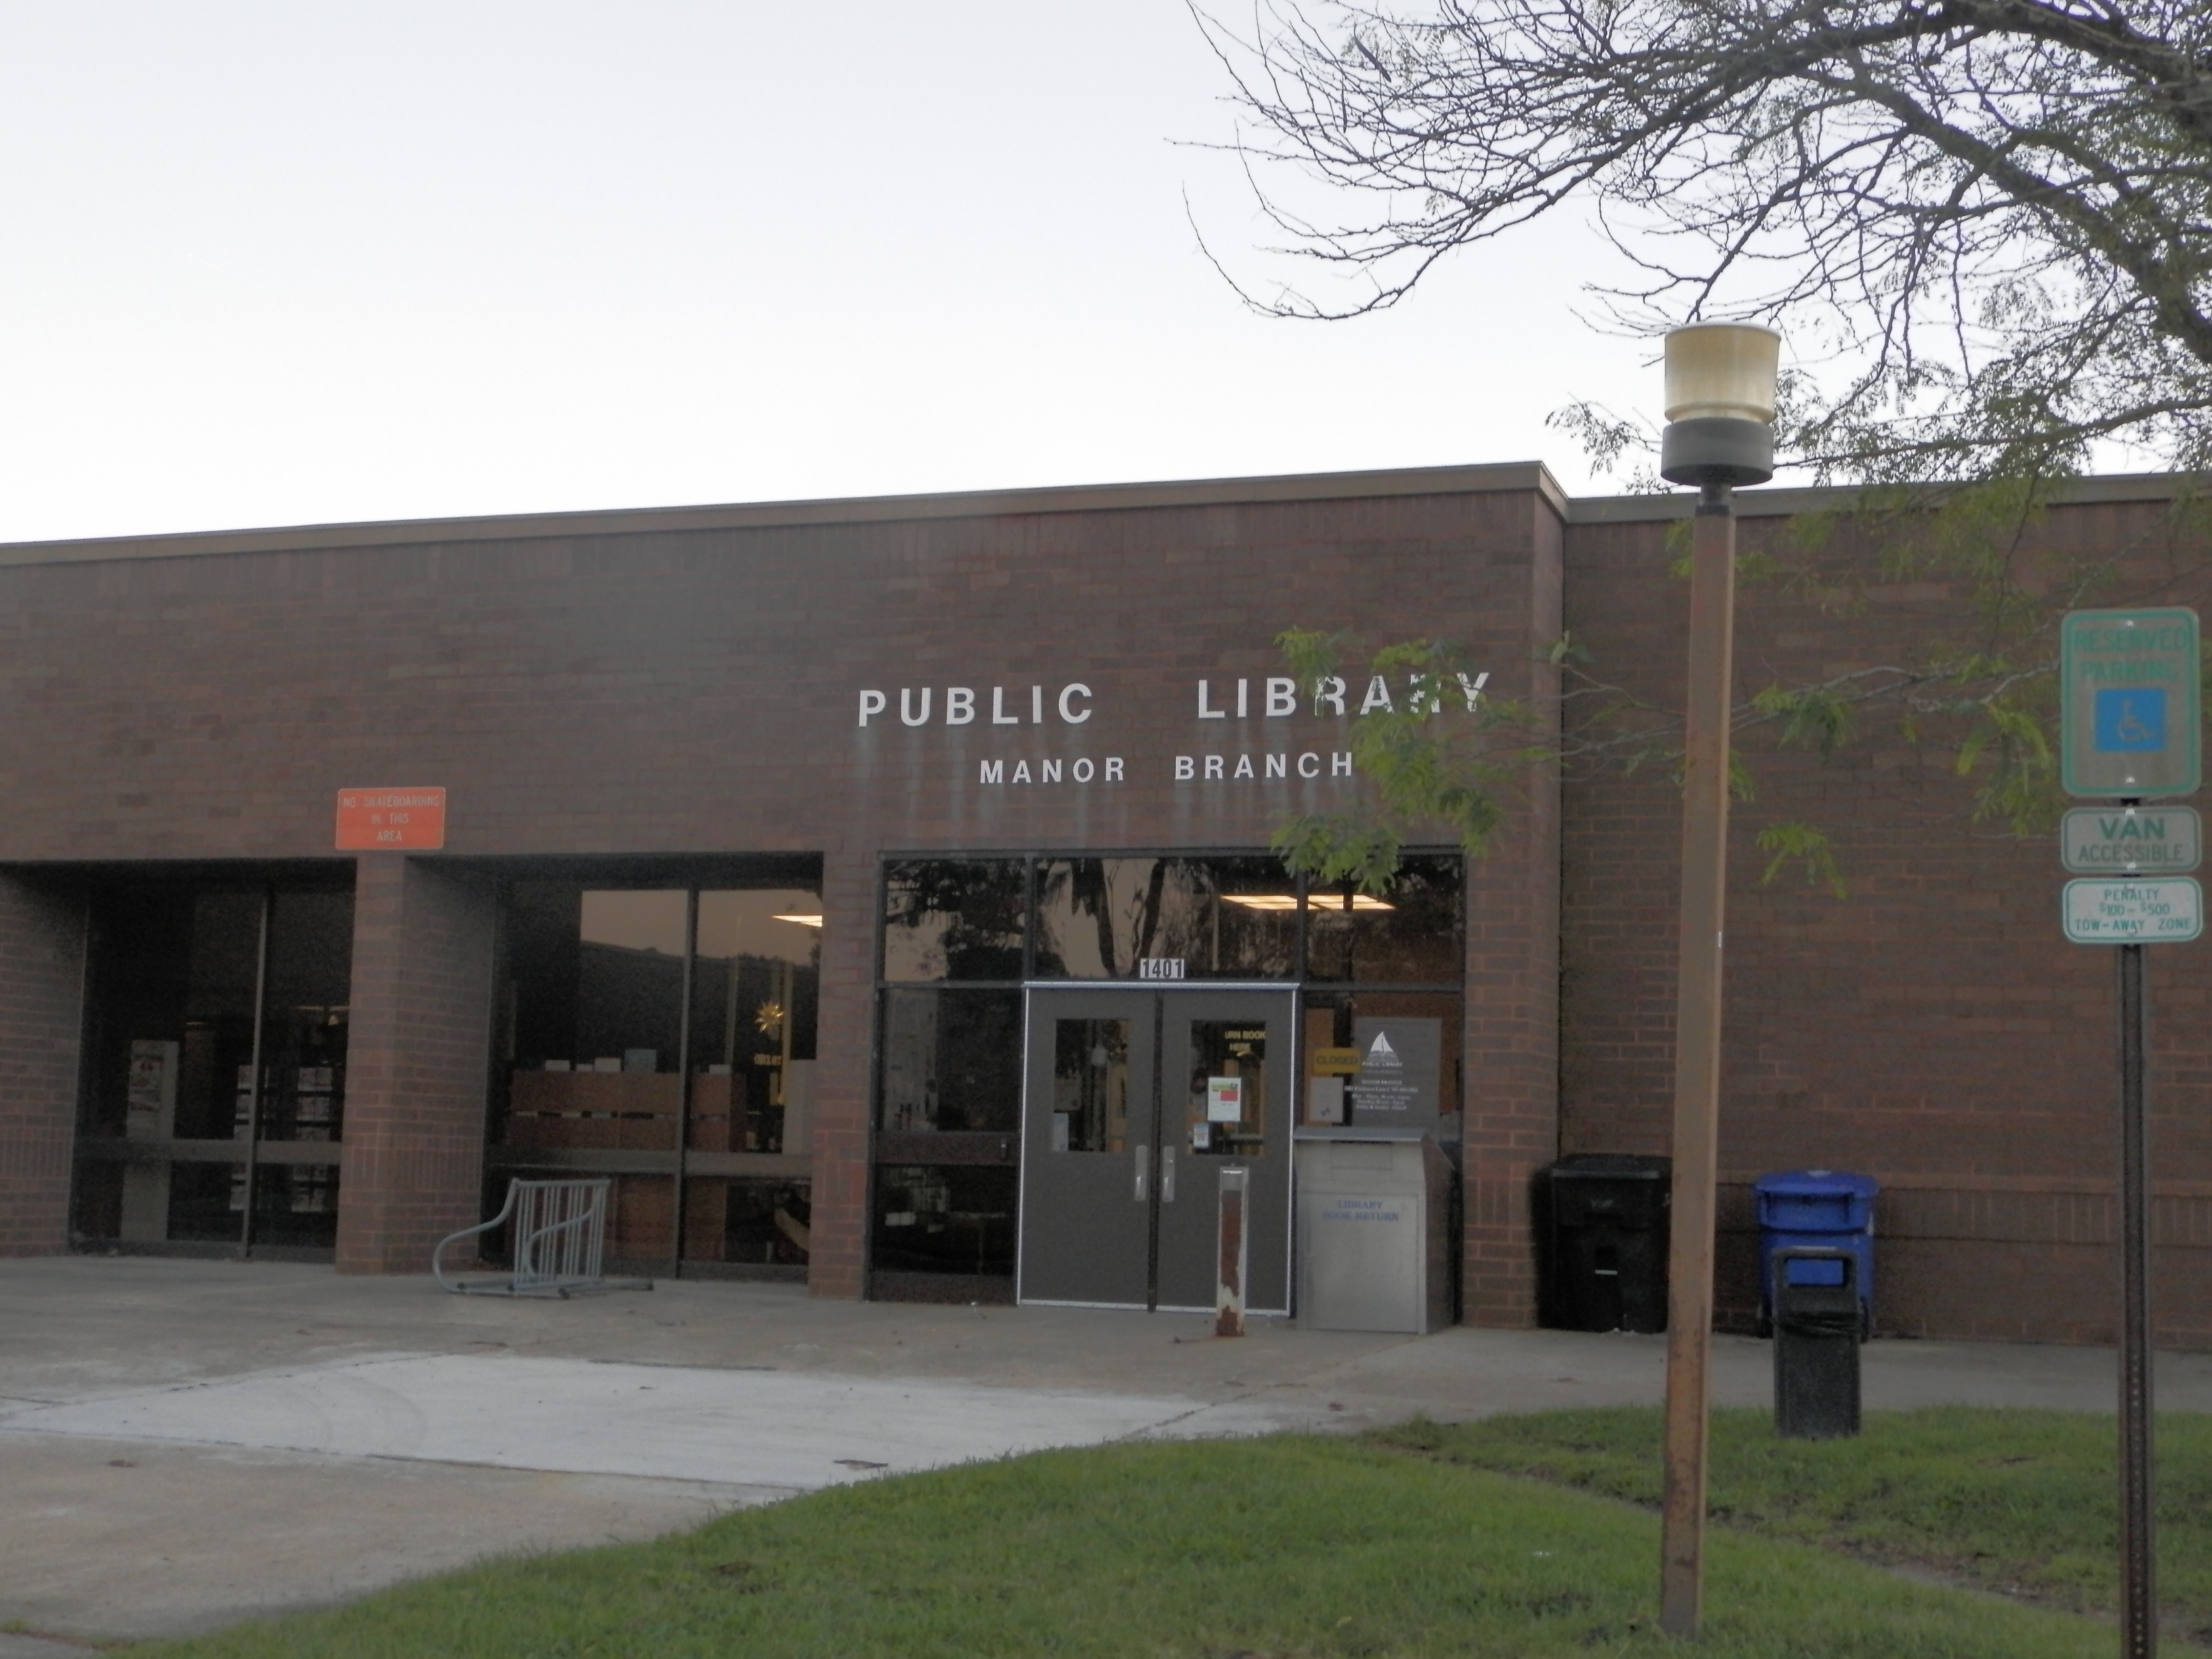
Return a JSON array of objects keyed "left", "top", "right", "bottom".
[{"left": 2060, "top": 609, "right": 2200, "bottom": 798}]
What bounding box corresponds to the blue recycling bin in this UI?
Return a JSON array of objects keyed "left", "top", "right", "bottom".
[{"left": 1755, "top": 1170, "right": 1878, "bottom": 1337}]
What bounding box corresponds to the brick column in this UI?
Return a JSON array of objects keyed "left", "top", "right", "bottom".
[
  {"left": 1460, "top": 504, "right": 1566, "bottom": 1326},
  {"left": 337, "top": 857, "right": 497, "bottom": 1274},
  {"left": 805, "top": 846, "right": 875, "bottom": 1298},
  {"left": 0, "top": 875, "right": 86, "bottom": 1256},
  {"left": 1460, "top": 792, "right": 1563, "bottom": 1324}
]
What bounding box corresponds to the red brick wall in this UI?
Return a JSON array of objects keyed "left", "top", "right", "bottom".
[
  {"left": 800, "top": 488, "right": 1567, "bottom": 1303},
  {"left": 808, "top": 848, "right": 878, "bottom": 1298},
  {"left": 9, "top": 472, "right": 2206, "bottom": 1343},
  {"left": 1461, "top": 501, "right": 1564, "bottom": 1324},
  {"left": 336, "top": 857, "right": 497, "bottom": 1273},
  {"left": 0, "top": 481, "right": 1564, "bottom": 1296},
  {"left": 1561, "top": 497, "right": 2212, "bottom": 1346},
  {"left": 0, "top": 875, "right": 84, "bottom": 1254},
  {"left": 0, "top": 493, "right": 1554, "bottom": 865}
]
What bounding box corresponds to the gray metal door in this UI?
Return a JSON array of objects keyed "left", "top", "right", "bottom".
[
  {"left": 1151, "top": 991, "right": 1295, "bottom": 1314},
  {"left": 1017, "top": 989, "right": 1158, "bottom": 1307},
  {"left": 1019, "top": 987, "right": 1294, "bottom": 1313}
]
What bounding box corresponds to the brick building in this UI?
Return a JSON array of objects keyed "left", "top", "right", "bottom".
[{"left": 0, "top": 462, "right": 2202, "bottom": 1345}]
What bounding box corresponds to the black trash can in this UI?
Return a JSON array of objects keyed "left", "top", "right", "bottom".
[
  {"left": 1773, "top": 1246, "right": 1862, "bottom": 1439},
  {"left": 1540, "top": 1154, "right": 1671, "bottom": 1333}
]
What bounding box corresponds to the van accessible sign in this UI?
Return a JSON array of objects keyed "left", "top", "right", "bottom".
[{"left": 2060, "top": 806, "right": 2201, "bottom": 874}]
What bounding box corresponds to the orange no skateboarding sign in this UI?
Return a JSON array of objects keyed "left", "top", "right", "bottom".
[{"left": 335, "top": 787, "right": 447, "bottom": 850}]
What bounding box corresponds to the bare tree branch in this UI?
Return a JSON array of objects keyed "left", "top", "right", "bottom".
[{"left": 1190, "top": 0, "right": 2212, "bottom": 483}]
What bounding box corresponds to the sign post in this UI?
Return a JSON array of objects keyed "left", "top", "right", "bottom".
[
  {"left": 2117, "top": 939, "right": 2154, "bottom": 1659},
  {"left": 2060, "top": 606, "right": 2201, "bottom": 1659}
]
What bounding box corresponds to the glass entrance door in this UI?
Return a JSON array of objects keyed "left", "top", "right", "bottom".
[
  {"left": 74, "top": 879, "right": 354, "bottom": 1257},
  {"left": 1018, "top": 987, "right": 1294, "bottom": 1313}
]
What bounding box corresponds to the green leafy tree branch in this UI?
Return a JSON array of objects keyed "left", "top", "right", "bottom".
[
  {"left": 1271, "top": 484, "right": 2212, "bottom": 897},
  {"left": 1269, "top": 629, "right": 1542, "bottom": 893}
]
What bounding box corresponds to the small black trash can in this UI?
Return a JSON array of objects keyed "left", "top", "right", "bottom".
[
  {"left": 1773, "top": 1246, "right": 1861, "bottom": 1439},
  {"left": 1540, "top": 1153, "right": 1671, "bottom": 1333}
]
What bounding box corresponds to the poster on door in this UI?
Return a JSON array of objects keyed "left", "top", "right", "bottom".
[
  {"left": 1347, "top": 1018, "right": 1441, "bottom": 1128},
  {"left": 126, "top": 1039, "right": 178, "bottom": 1139}
]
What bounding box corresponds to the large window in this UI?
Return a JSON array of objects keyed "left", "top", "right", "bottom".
[
  {"left": 491, "top": 874, "right": 820, "bottom": 1276},
  {"left": 73, "top": 876, "right": 354, "bottom": 1257},
  {"left": 1033, "top": 857, "right": 1297, "bottom": 980},
  {"left": 1304, "top": 856, "right": 1463, "bottom": 984},
  {"left": 871, "top": 851, "right": 1464, "bottom": 1299},
  {"left": 879, "top": 988, "right": 1021, "bottom": 1134},
  {"left": 880, "top": 860, "right": 1025, "bottom": 982},
  {"left": 873, "top": 859, "right": 1028, "bottom": 1295}
]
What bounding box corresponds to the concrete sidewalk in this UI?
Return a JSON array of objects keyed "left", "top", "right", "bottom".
[{"left": 4, "top": 1255, "right": 2208, "bottom": 1647}]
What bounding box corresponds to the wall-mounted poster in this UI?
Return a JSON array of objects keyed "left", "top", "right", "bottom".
[{"left": 1347, "top": 1018, "right": 1441, "bottom": 1129}]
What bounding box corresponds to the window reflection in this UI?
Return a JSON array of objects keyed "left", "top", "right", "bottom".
[
  {"left": 1304, "top": 856, "right": 1463, "bottom": 983},
  {"left": 1050, "top": 1019, "right": 1128, "bottom": 1153},
  {"left": 719, "top": 1179, "right": 812, "bottom": 1266},
  {"left": 881, "top": 861, "right": 1025, "bottom": 981},
  {"left": 579, "top": 890, "right": 689, "bottom": 960},
  {"left": 496, "top": 878, "right": 821, "bottom": 1270},
  {"left": 878, "top": 989, "right": 1021, "bottom": 1133},
  {"left": 689, "top": 890, "right": 821, "bottom": 1157},
  {"left": 1033, "top": 857, "right": 1294, "bottom": 979},
  {"left": 876, "top": 854, "right": 1461, "bottom": 987},
  {"left": 506, "top": 888, "right": 687, "bottom": 1215},
  {"left": 873, "top": 1164, "right": 1016, "bottom": 1277}
]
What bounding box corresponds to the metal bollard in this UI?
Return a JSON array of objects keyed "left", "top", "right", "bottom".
[
  {"left": 1773, "top": 1246, "right": 1862, "bottom": 1439},
  {"left": 1216, "top": 1166, "right": 1248, "bottom": 1338}
]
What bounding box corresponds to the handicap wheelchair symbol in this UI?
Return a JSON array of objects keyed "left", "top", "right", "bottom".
[{"left": 2095, "top": 688, "right": 2169, "bottom": 753}]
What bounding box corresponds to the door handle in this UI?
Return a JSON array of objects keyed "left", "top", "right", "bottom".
[
  {"left": 1133, "top": 1143, "right": 1148, "bottom": 1202},
  {"left": 1162, "top": 1145, "right": 1176, "bottom": 1204}
]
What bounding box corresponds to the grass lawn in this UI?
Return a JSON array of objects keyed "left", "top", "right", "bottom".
[
  {"left": 126, "top": 1430, "right": 2122, "bottom": 1659},
  {"left": 1378, "top": 1406, "right": 2212, "bottom": 1639}
]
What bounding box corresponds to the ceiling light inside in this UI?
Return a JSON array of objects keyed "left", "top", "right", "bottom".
[{"left": 1221, "top": 893, "right": 1394, "bottom": 912}]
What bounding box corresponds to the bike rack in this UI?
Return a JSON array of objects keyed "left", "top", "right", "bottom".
[{"left": 432, "top": 1177, "right": 653, "bottom": 1298}]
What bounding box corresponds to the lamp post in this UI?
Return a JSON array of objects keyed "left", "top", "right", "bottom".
[{"left": 1654, "top": 322, "right": 1780, "bottom": 1639}]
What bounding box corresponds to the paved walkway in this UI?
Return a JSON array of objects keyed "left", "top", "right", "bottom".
[{"left": 4, "top": 1256, "right": 2208, "bottom": 1647}]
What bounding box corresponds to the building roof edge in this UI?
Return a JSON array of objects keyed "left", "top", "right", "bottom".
[
  {"left": 1, "top": 462, "right": 2190, "bottom": 567},
  {"left": 0, "top": 462, "right": 1571, "bottom": 570},
  {"left": 1565, "top": 471, "right": 2202, "bottom": 523}
]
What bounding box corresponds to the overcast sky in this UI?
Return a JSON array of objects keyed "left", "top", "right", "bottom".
[{"left": 0, "top": 2, "right": 1668, "bottom": 545}]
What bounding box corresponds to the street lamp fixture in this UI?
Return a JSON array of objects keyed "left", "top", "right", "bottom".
[
  {"left": 1659, "top": 323, "right": 1780, "bottom": 489},
  {"left": 1654, "top": 321, "right": 1778, "bottom": 1639}
]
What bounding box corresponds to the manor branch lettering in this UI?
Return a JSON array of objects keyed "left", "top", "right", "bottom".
[{"left": 853, "top": 671, "right": 1490, "bottom": 787}]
